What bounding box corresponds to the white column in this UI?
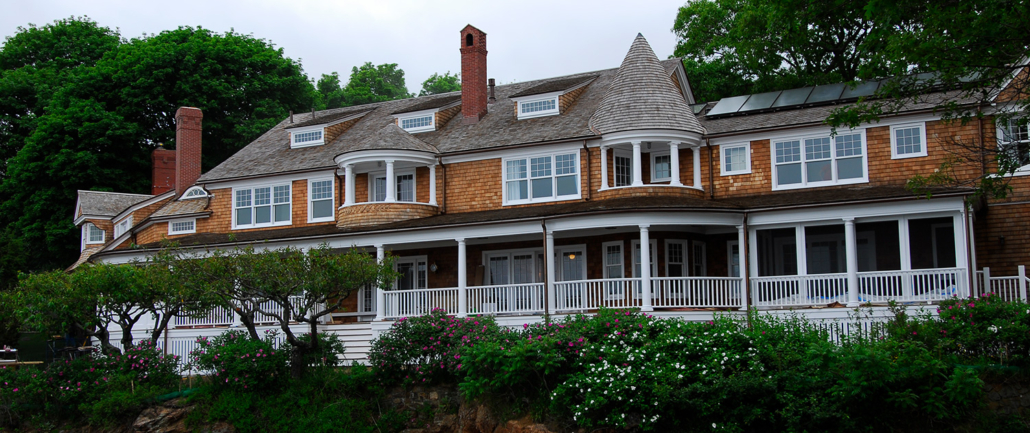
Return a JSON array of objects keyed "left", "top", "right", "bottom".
[
  {"left": 344, "top": 164, "right": 355, "bottom": 206},
  {"left": 796, "top": 225, "right": 808, "bottom": 302},
  {"left": 385, "top": 160, "right": 396, "bottom": 202},
  {"left": 1019, "top": 265, "right": 1028, "bottom": 302},
  {"left": 692, "top": 145, "right": 702, "bottom": 189},
  {"left": 844, "top": 218, "right": 860, "bottom": 307},
  {"left": 954, "top": 212, "right": 970, "bottom": 297},
  {"left": 545, "top": 231, "right": 556, "bottom": 314},
  {"left": 899, "top": 219, "right": 913, "bottom": 298},
  {"left": 737, "top": 224, "right": 748, "bottom": 310},
  {"left": 631, "top": 141, "right": 643, "bottom": 186},
  {"left": 748, "top": 227, "right": 759, "bottom": 307},
  {"left": 600, "top": 145, "right": 609, "bottom": 190},
  {"left": 429, "top": 164, "right": 438, "bottom": 206},
  {"left": 457, "top": 238, "right": 467, "bottom": 317},
  {"left": 375, "top": 245, "right": 386, "bottom": 320},
  {"left": 639, "top": 224, "right": 653, "bottom": 312},
  {"left": 669, "top": 142, "right": 682, "bottom": 186}
]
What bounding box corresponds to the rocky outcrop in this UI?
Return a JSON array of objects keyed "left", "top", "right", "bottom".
[{"left": 132, "top": 399, "right": 234, "bottom": 433}]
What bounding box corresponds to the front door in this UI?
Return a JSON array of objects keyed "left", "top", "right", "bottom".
[{"left": 556, "top": 246, "right": 586, "bottom": 309}]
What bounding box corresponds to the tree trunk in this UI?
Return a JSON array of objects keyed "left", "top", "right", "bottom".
[{"left": 238, "top": 312, "right": 261, "bottom": 341}]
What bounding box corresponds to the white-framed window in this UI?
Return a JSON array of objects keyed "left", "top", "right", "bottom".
[
  {"left": 394, "top": 256, "right": 428, "bottom": 291},
  {"left": 233, "top": 184, "right": 291, "bottom": 229},
  {"left": 728, "top": 240, "right": 740, "bottom": 278},
  {"left": 398, "top": 114, "right": 435, "bottom": 133},
  {"left": 503, "top": 151, "right": 580, "bottom": 205},
  {"left": 484, "top": 249, "right": 543, "bottom": 285},
  {"left": 168, "top": 218, "right": 197, "bottom": 235},
  {"left": 614, "top": 151, "right": 632, "bottom": 187},
  {"left": 113, "top": 216, "right": 133, "bottom": 238},
  {"left": 721, "top": 143, "right": 751, "bottom": 175},
  {"left": 369, "top": 170, "right": 416, "bottom": 202},
  {"left": 773, "top": 130, "right": 867, "bottom": 190},
  {"left": 289, "top": 126, "right": 325, "bottom": 148},
  {"left": 517, "top": 96, "right": 559, "bottom": 119},
  {"left": 631, "top": 239, "right": 657, "bottom": 298},
  {"left": 308, "top": 178, "right": 335, "bottom": 222},
  {"left": 602, "top": 241, "right": 625, "bottom": 301},
  {"left": 554, "top": 245, "right": 587, "bottom": 282},
  {"left": 998, "top": 118, "right": 1030, "bottom": 170},
  {"left": 691, "top": 241, "right": 707, "bottom": 276},
  {"left": 182, "top": 186, "right": 209, "bottom": 199},
  {"left": 666, "top": 240, "right": 687, "bottom": 277},
  {"left": 82, "top": 223, "right": 104, "bottom": 250},
  {"left": 357, "top": 284, "right": 376, "bottom": 320},
  {"left": 890, "top": 122, "right": 928, "bottom": 159},
  {"left": 651, "top": 152, "right": 671, "bottom": 181}
]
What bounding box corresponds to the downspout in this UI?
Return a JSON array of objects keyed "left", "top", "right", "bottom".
[
  {"left": 541, "top": 221, "right": 550, "bottom": 316},
  {"left": 437, "top": 156, "right": 447, "bottom": 214},
  {"left": 707, "top": 138, "right": 715, "bottom": 199},
  {"left": 582, "top": 141, "right": 591, "bottom": 201},
  {"left": 742, "top": 210, "right": 751, "bottom": 329}
]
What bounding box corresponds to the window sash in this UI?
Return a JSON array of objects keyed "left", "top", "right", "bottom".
[
  {"left": 893, "top": 126, "right": 923, "bottom": 155},
  {"left": 774, "top": 133, "right": 865, "bottom": 188},
  {"left": 87, "top": 224, "right": 104, "bottom": 243},
  {"left": 371, "top": 173, "right": 415, "bottom": 202},
  {"left": 234, "top": 185, "right": 291, "bottom": 228},
  {"left": 999, "top": 119, "right": 1030, "bottom": 167},
  {"left": 723, "top": 145, "right": 748, "bottom": 173},
  {"left": 652, "top": 154, "right": 671, "bottom": 180},
  {"left": 309, "top": 180, "right": 334, "bottom": 220},
  {"left": 521, "top": 98, "right": 557, "bottom": 114},
  {"left": 504, "top": 152, "right": 578, "bottom": 203},
  {"left": 169, "top": 220, "right": 196, "bottom": 234},
  {"left": 614, "top": 154, "right": 632, "bottom": 187},
  {"left": 400, "top": 115, "right": 432, "bottom": 130}
]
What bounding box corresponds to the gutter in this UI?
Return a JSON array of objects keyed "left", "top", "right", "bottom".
[
  {"left": 198, "top": 166, "right": 337, "bottom": 187},
  {"left": 437, "top": 135, "right": 600, "bottom": 158}
]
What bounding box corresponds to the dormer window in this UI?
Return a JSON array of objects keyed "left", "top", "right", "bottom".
[
  {"left": 509, "top": 75, "right": 597, "bottom": 120},
  {"left": 114, "top": 215, "right": 133, "bottom": 238},
  {"left": 398, "top": 114, "right": 435, "bottom": 133},
  {"left": 513, "top": 94, "right": 561, "bottom": 119},
  {"left": 82, "top": 223, "right": 104, "bottom": 250},
  {"left": 290, "top": 126, "right": 325, "bottom": 148},
  {"left": 182, "top": 186, "right": 209, "bottom": 199}
]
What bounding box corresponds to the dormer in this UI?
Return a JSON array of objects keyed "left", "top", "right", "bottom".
[
  {"left": 285, "top": 107, "right": 373, "bottom": 149},
  {"left": 390, "top": 95, "right": 462, "bottom": 133},
  {"left": 509, "top": 75, "right": 598, "bottom": 120}
]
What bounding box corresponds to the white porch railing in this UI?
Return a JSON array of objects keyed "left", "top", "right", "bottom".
[
  {"left": 652, "top": 277, "right": 742, "bottom": 308},
  {"left": 254, "top": 296, "right": 327, "bottom": 324},
  {"left": 554, "top": 278, "right": 642, "bottom": 311},
  {"left": 383, "top": 287, "right": 459, "bottom": 319},
  {"left": 857, "top": 268, "right": 966, "bottom": 303},
  {"left": 752, "top": 273, "right": 848, "bottom": 307},
  {"left": 468, "top": 283, "right": 545, "bottom": 315},
  {"left": 976, "top": 266, "right": 1029, "bottom": 302},
  {"left": 174, "top": 307, "right": 234, "bottom": 327}
]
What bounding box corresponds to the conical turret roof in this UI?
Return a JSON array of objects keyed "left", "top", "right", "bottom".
[{"left": 589, "top": 34, "right": 704, "bottom": 135}]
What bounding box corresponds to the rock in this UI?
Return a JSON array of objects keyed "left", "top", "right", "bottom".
[
  {"left": 133, "top": 400, "right": 194, "bottom": 433},
  {"left": 493, "top": 415, "right": 555, "bottom": 433},
  {"left": 475, "top": 404, "right": 497, "bottom": 433}
]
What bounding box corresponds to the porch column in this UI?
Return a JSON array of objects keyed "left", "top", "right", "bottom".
[
  {"left": 898, "top": 219, "right": 913, "bottom": 298},
  {"left": 600, "top": 145, "right": 609, "bottom": 190},
  {"left": 669, "top": 142, "right": 682, "bottom": 186},
  {"left": 344, "top": 164, "right": 355, "bottom": 206},
  {"left": 429, "top": 164, "right": 438, "bottom": 206},
  {"left": 631, "top": 141, "right": 644, "bottom": 186},
  {"left": 457, "top": 238, "right": 467, "bottom": 317},
  {"left": 843, "top": 217, "right": 860, "bottom": 307},
  {"left": 375, "top": 245, "right": 386, "bottom": 320},
  {"left": 737, "top": 224, "right": 748, "bottom": 310},
  {"left": 954, "top": 212, "right": 970, "bottom": 297},
  {"left": 639, "top": 224, "right": 653, "bottom": 312},
  {"left": 546, "top": 231, "right": 556, "bottom": 314},
  {"left": 385, "top": 160, "right": 396, "bottom": 202},
  {"left": 692, "top": 145, "right": 702, "bottom": 189}
]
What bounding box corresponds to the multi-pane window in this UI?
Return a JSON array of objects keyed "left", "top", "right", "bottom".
[
  {"left": 521, "top": 98, "right": 557, "bottom": 114},
  {"left": 400, "top": 115, "right": 433, "bottom": 130},
  {"left": 234, "top": 185, "right": 291, "bottom": 228},
  {"left": 84, "top": 223, "right": 104, "bottom": 244},
  {"left": 291, "top": 129, "right": 324, "bottom": 147},
  {"left": 652, "top": 154, "right": 671, "bottom": 180},
  {"left": 774, "top": 132, "right": 866, "bottom": 189},
  {"left": 114, "top": 216, "right": 132, "bottom": 238},
  {"left": 666, "top": 241, "right": 686, "bottom": 277},
  {"left": 614, "top": 153, "right": 632, "bottom": 187},
  {"left": 169, "top": 219, "right": 196, "bottom": 235},
  {"left": 722, "top": 144, "right": 750, "bottom": 174},
  {"left": 371, "top": 173, "right": 415, "bottom": 202},
  {"left": 691, "top": 241, "right": 707, "bottom": 276},
  {"left": 309, "top": 179, "right": 334, "bottom": 221},
  {"left": 999, "top": 118, "right": 1030, "bottom": 168},
  {"left": 892, "top": 123, "right": 926, "bottom": 158},
  {"left": 503, "top": 152, "right": 579, "bottom": 204},
  {"left": 604, "top": 242, "right": 624, "bottom": 279}
]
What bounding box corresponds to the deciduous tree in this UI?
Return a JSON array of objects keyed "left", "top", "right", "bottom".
[{"left": 419, "top": 72, "right": 461, "bottom": 96}]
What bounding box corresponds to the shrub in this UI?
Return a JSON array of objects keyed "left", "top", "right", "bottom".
[
  {"left": 930, "top": 293, "right": 1030, "bottom": 366},
  {"left": 191, "top": 330, "right": 288, "bottom": 392},
  {"left": 370, "top": 308, "right": 506, "bottom": 386},
  {"left": 297, "top": 332, "right": 347, "bottom": 369}
]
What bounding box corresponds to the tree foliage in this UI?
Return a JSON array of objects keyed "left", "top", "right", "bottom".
[
  {"left": 340, "top": 62, "right": 413, "bottom": 106},
  {"left": 419, "top": 71, "right": 461, "bottom": 96},
  {"left": 0, "top": 22, "right": 316, "bottom": 287},
  {"left": 315, "top": 72, "right": 347, "bottom": 110}
]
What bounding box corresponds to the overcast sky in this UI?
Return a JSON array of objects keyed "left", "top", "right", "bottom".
[{"left": 2, "top": 0, "right": 688, "bottom": 94}]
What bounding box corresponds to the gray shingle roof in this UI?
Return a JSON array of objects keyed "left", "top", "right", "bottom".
[
  {"left": 198, "top": 58, "right": 686, "bottom": 183},
  {"left": 390, "top": 94, "right": 462, "bottom": 115},
  {"left": 509, "top": 75, "right": 598, "bottom": 98},
  {"left": 287, "top": 107, "right": 374, "bottom": 129},
  {"left": 76, "top": 190, "right": 153, "bottom": 218},
  {"left": 589, "top": 34, "right": 704, "bottom": 135},
  {"left": 151, "top": 198, "right": 210, "bottom": 218},
  {"left": 339, "top": 123, "right": 440, "bottom": 155}
]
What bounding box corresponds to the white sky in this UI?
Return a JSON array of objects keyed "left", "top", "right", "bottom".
[{"left": 1, "top": 0, "right": 687, "bottom": 94}]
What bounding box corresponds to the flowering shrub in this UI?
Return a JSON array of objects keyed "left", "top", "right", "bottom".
[
  {"left": 925, "top": 293, "right": 1030, "bottom": 365},
  {"left": 191, "top": 330, "right": 288, "bottom": 392},
  {"left": 370, "top": 308, "right": 506, "bottom": 386}
]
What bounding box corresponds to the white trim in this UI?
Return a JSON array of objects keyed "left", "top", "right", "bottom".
[
  {"left": 748, "top": 197, "right": 966, "bottom": 226},
  {"left": 514, "top": 94, "right": 560, "bottom": 119},
  {"left": 394, "top": 109, "right": 437, "bottom": 133},
  {"left": 231, "top": 182, "right": 293, "bottom": 230},
  {"left": 720, "top": 142, "right": 752, "bottom": 176},
  {"left": 114, "top": 215, "right": 133, "bottom": 239},
  {"left": 289, "top": 126, "right": 325, "bottom": 148},
  {"left": 600, "top": 129, "right": 703, "bottom": 148},
  {"left": 665, "top": 239, "right": 688, "bottom": 277},
  {"left": 393, "top": 255, "right": 429, "bottom": 290},
  {"left": 601, "top": 240, "right": 625, "bottom": 300},
  {"left": 727, "top": 240, "right": 740, "bottom": 277},
  {"left": 107, "top": 190, "right": 174, "bottom": 225},
  {"left": 630, "top": 239, "right": 658, "bottom": 278},
  {"left": 83, "top": 223, "right": 105, "bottom": 248},
  {"left": 203, "top": 170, "right": 335, "bottom": 191},
  {"left": 482, "top": 248, "right": 543, "bottom": 285},
  {"left": 181, "top": 186, "right": 209, "bottom": 199},
  {"left": 890, "top": 122, "right": 928, "bottom": 159},
  {"left": 613, "top": 149, "right": 632, "bottom": 187},
  {"left": 771, "top": 128, "right": 869, "bottom": 191},
  {"left": 334, "top": 149, "right": 437, "bottom": 169},
  {"left": 168, "top": 218, "right": 197, "bottom": 235},
  {"left": 368, "top": 169, "right": 417, "bottom": 203},
  {"left": 502, "top": 149, "right": 582, "bottom": 206},
  {"left": 441, "top": 140, "right": 595, "bottom": 165},
  {"left": 691, "top": 240, "right": 707, "bottom": 276},
  {"left": 650, "top": 151, "right": 672, "bottom": 182},
  {"left": 307, "top": 177, "right": 336, "bottom": 223},
  {"left": 554, "top": 244, "right": 588, "bottom": 282},
  {"left": 74, "top": 214, "right": 109, "bottom": 227}
]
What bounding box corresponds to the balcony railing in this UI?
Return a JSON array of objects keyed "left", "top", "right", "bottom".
[
  {"left": 468, "top": 283, "right": 545, "bottom": 315},
  {"left": 383, "top": 287, "right": 459, "bottom": 319},
  {"left": 554, "top": 278, "right": 642, "bottom": 311},
  {"left": 752, "top": 273, "right": 848, "bottom": 308},
  {"left": 652, "top": 277, "right": 742, "bottom": 308},
  {"left": 174, "top": 307, "right": 234, "bottom": 327},
  {"left": 752, "top": 268, "right": 967, "bottom": 307}
]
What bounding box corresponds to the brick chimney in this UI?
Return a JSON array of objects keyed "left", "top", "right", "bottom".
[
  {"left": 174, "top": 107, "right": 203, "bottom": 196},
  {"left": 151, "top": 143, "right": 176, "bottom": 195},
  {"left": 460, "top": 25, "right": 488, "bottom": 124}
]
